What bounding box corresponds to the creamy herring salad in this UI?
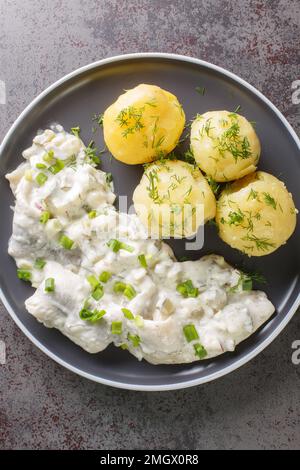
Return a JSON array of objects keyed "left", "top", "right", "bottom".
[{"left": 6, "top": 127, "right": 275, "bottom": 364}]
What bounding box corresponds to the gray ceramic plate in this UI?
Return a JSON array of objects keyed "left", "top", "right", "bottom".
[{"left": 0, "top": 53, "right": 299, "bottom": 391}]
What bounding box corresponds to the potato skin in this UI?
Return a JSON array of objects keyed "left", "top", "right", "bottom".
[
  {"left": 190, "top": 111, "right": 261, "bottom": 182},
  {"left": 103, "top": 84, "right": 185, "bottom": 165},
  {"left": 133, "top": 160, "right": 216, "bottom": 238},
  {"left": 216, "top": 171, "right": 297, "bottom": 256}
]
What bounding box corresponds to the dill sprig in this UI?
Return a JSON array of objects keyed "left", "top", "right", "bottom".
[
  {"left": 116, "top": 106, "right": 145, "bottom": 138},
  {"left": 84, "top": 140, "right": 102, "bottom": 165},
  {"left": 242, "top": 234, "right": 276, "bottom": 252},
  {"left": 217, "top": 114, "right": 252, "bottom": 161},
  {"left": 263, "top": 192, "right": 277, "bottom": 210},
  {"left": 206, "top": 176, "right": 220, "bottom": 196},
  {"left": 92, "top": 113, "right": 104, "bottom": 127}
]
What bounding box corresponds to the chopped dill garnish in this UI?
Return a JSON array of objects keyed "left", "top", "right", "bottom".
[
  {"left": 242, "top": 234, "right": 276, "bottom": 252},
  {"left": 85, "top": 141, "right": 101, "bottom": 165},
  {"left": 227, "top": 208, "right": 245, "bottom": 226},
  {"left": 263, "top": 192, "right": 277, "bottom": 210},
  {"left": 217, "top": 114, "right": 252, "bottom": 162},
  {"left": 247, "top": 189, "right": 259, "bottom": 200},
  {"left": 182, "top": 148, "right": 196, "bottom": 165},
  {"left": 116, "top": 106, "right": 145, "bottom": 138},
  {"left": 206, "top": 176, "right": 220, "bottom": 196},
  {"left": 93, "top": 113, "right": 104, "bottom": 127},
  {"left": 196, "top": 86, "right": 206, "bottom": 95},
  {"left": 146, "top": 169, "right": 161, "bottom": 204},
  {"left": 71, "top": 126, "right": 81, "bottom": 137}
]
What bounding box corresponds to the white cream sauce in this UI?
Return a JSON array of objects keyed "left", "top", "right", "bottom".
[{"left": 6, "top": 128, "right": 275, "bottom": 364}]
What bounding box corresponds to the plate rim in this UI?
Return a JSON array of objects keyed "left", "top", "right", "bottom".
[{"left": 0, "top": 52, "right": 299, "bottom": 391}]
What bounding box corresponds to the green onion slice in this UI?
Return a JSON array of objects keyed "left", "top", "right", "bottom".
[
  {"left": 176, "top": 280, "right": 199, "bottom": 298},
  {"left": 40, "top": 211, "right": 51, "bottom": 224},
  {"left": 194, "top": 343, "right": 208, "bottom": 359},
  {"left": 79, "top": 308, "right": 106, "bottom": 323},
  {"left": 88, "top": 210, "right": 97, "bottom": 219},
  {"left": 99, "top": 271, "right": 111, "bottom": 283},
  {"left": 123, "top": 284, "right": 136, "bottom": 300},
  {"left": 34, "top": 258, "right": 46, "bottom": 269},
  {"left": 87, "top": 275, "right": 99, "bottom": 289},
  {"left": 122, "top": 308, "right": 134, "bottom": 320},
  {"left": 59, "top": 234, "right": 74, "bottom": 250},
  {"left": 17, "top": 269, "right": 31, "bottom": 282},
  {"left": 127, "top": 333, "right": 141, "bottom": 347},
  {"left": 49, "top": 159, "right": 65, "bottom": 174},
  {"left": 92, "top": 284, "right": 104, "bottom": 301},
  {"left": 138, "top": 254, "right": 147, "bottom": 268},
  {"left": 36, "top": 172, "right": 48, "bottom": 186},
  {"left": 111, "top": 321, "right": 122, "bottom": 335},
  {"left": 45, "top": 277, "right": 55, "bottom": 293},
  {"left": 183, "top": 324, "right": 199, "bottom": 343},
  {"left": 107, "top": 239, "right": 134, "bottom": 253}
]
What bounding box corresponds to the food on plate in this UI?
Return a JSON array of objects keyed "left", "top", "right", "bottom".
[
  {"left": 103, "top": 84, "right": 185, "bottom": 164},
  {"left": 133, "top": 159, "right": 216, "bottom": 237},
  {"left": 6, "top": 127, "right": 275, "bottom": 364},
  {"left": 216, "top": 171, "right": 297, "bottom": 256},
  {"left": 190, "top": 110, "right": 261, "bottom": 182}
]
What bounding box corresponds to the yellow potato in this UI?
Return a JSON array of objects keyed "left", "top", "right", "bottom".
[
  {"left": 103, "top": 84, "right": 185, "bottom": 165},
  {"left": 190, "top": 110, "right": 261, "bottom": 182},
  {"left": 216, "top": 171, "right": 297, "bottom": 256},
  {"left": 133, "top": 160, "right": 216, "bottom": 238}
]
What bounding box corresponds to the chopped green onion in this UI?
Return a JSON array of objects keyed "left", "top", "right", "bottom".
[
  {"left": 92, "top": 284, "right": 104, "bottom": 301},
  {"left": 99, "top": 271, "right": 112, "bottom": 283},
  {"left": 49, "top": 159, "right": 65, "bottom": 174},
  {"left": 134, "top": 315, "right": 144, "bottom": 328},
  {"left": 45, "top": 277, "right": 55, "bottom": 293},
  {"left": 127, "top": 333, "right": 141, "bottom": 347},
  {"left": 111, "top": 321, "right": 122, "bottom": 335},
  {"left": 88, "top": 210, "right": 97, "bottom": 219},
  {"left": 79, "top": 308, "right": 106, "bottom": 323},
  {"left": 87, "top": 274, "right": 99, "bottom": 289},
  {"left": 194, "top": 343, "right": 207, "bottom": 359},
  {"left": 138, "top": 254, "right": 147, "bottom": 268},
  {"left": 176, "top": 280, "right": 199, "bottom": 298},
  {"left": 17, "top": 269, "right": 31, "bottom": 282},
  {"left": 43, "top": 150, "right": 55, "bottom": 163},
  {"left": 59, "top": 234, "right": 74, "bottom": 250},
  {"left": 113, "top": 281, "right": 126, "bottom": 293},
  {"left": 36, "top": 163, "right": 47, "bottom": 169},
  {"left": 36, "top": 172, "right": 48, "bottom": 186},
  {"left": 40, "top": 211, "right": 51, "bottom": 224},
  {"left": 242, "top": 277, "right": 252, "bottom": 291},
  {"left": 71, "top": 126, "right": 81, "bottom": 137},
  {"left": 122, "top": 308, "right": 134, "bottom": 320},
  {"left": 107, "top": 239, "right": 134, "bottom": 253},
  {"left": 123, "top": 284, "right": 136, "bottom": 300},
  {"left": 120, "top": 343, "right": 128, "bottom": 350},
  {"left": 113, "top": 281, "right": 136, "bottom": 299},
  {"left": 183, "top": 324, "right": 199, "bottom": 343},
  {"left": 34, "top": 258, "right": 46, "bottom": 269}
]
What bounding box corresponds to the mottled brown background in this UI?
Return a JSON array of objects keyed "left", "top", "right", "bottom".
[{"left": 0, "top": 0, "right": 299, "bottom": 450}]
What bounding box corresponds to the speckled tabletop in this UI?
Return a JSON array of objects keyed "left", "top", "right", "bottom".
[{"left": 0, "top": 0, "right": 299, "bottom": 450}]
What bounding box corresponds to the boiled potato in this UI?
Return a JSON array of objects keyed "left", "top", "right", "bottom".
[
  {"left": 216, "top": 171, "right": 297, "bottom": 256},
  {"left": 190, "top": 110, "right": 261, "bottom": 182},
  {"left": 103, "top": 84, "right": 185, "bottom": 164},
  {"left": 133, "top": 160, "right": 216, "bottom": 238}
]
